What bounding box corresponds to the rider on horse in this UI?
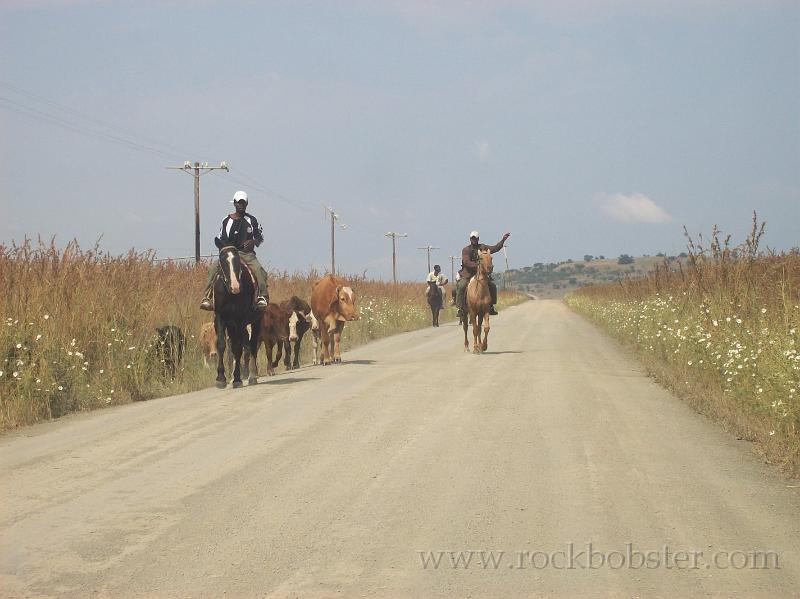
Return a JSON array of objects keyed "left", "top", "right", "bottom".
[
  {"left": 455, "top": 230, "right": 510, "bottom": 318},
  {"left": 426, "top": 264, "right": 448, "bottom": 299},
  {"left": 200, "top": 190, "right": 269, "bottom": 311}
]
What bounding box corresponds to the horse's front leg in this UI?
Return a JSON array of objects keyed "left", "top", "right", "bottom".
[
  {"left": 248, "top": 323, "right": 260, "bottom": 385},
  {"left": 472, "top": 313, "right": 481, "bottom": 354},
  {"left": 462, "top": 313, "right": 470, "bottom": 352},
  {"left": 215, "top": 316, "right": 227, "bottom": 388},
  {"left": 482, "top": 313, "right": 490, "bottom": 351},
  {"left": 229, "top": 325, "right": 244, "bottom": 388},
  {"left": 240, "top": 344, "right": 250, "bottom": 381}
]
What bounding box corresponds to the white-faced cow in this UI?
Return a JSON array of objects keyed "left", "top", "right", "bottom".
[
  {"left": 309, "top": 275, "right": 359, "bottom": 365},
  {"left": 279, "top": 296, "right": 313, "bottom": 370}
]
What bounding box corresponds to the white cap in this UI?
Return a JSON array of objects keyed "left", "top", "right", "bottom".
[
  {"left": 231, "top": 190, "right": 248, "bottom": 204},
  {"left": 469, "top": 230, "right": 480, "bottom": 239}
]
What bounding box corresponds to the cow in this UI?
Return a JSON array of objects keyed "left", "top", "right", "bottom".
[
  {"left": 250, "top": 303, "right": 290, "bottom": 377},
  {"left": 154, "top": 325, "right": 185, "bottom": 379},
  {"left": 279, "top": 296, "right": 313, "bottom": 370},
  {"left": 309, "top": 274, "right": 359, "bottom": 365},
  {"left": 200, "top": 322, "right": 216, "bottom": 368}
]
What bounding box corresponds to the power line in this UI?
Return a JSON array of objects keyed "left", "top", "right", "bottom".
[
  {"left": 0, "top": 96, "right": 182, "bottom": 160},
  {"left": 0, "top": 80, "right": 203, "bottom": 159}
]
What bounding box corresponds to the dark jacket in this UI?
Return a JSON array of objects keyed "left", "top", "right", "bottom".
[
  {"left": 459, "top": 238, "right": 505, "bottom": 278},
  {"left": 214, "top": 213, "right": 264, "bottom": 252}
]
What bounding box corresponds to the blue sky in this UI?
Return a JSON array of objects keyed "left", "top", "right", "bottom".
[{"left": 1, "top": 1, "right": 798, "bottom": 280}]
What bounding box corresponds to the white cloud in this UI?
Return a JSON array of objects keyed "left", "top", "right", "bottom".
[
  {"left": 474, "top": 140, "right": 491, "bottom": 161},
  {"left": 599, "top": 193, "right": 672, "bottom": 224}
]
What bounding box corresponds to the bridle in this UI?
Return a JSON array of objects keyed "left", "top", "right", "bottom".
[
  {"left": 218, "top": 245, "right": 241, "bottom": 291},
  {"left": 475, "top": 250, "right": 492, "bottom": 281}
]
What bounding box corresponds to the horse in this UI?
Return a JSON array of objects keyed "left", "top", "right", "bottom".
[
  {"left": 211, "top": 246, "right": 262, "bottom": 388},
  {"left": 426, "top": 281, "right": 443, "bottom": 327},
  {"left": 463, "top": 248, "right": 493, "bottom": 353}
]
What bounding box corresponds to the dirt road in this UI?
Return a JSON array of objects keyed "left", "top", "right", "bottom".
[{"left": 1, "top": 300, "right": 798, "bottom": 598}]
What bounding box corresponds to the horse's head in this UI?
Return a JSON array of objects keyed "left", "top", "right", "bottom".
[
  {"left": 218, "top": 246, "right": 243, "bottom": 294},
  {"left": 478, "top": 248, "right": 494, "bottom": 275}
]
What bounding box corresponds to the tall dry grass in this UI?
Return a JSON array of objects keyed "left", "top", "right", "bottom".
[
  {"left": 566, "top": 216, "right": 800, "bottom": 475},
  {"left": 0, "top": 239, "right": 525, "bottom": 429}
]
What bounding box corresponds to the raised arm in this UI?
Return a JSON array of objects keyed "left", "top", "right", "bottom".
[{"left": 488, "top": 232, "right": 511, "bottom": 254}]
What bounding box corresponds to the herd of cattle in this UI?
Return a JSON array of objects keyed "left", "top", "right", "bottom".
[
  {"left": 152, "top": 275, "right": 360, "bottom": 383},
  {"left": 159, "top": 274, "right": 358, "bottom": 381},
  {"left": 200, "top": 296, "right": 319, "bottom": 375}
]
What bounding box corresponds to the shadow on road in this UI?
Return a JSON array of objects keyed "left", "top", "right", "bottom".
[
  {"left": 346, "top": 359, "right": 377, "bottom": 365},
  {"left": 253, "top": 377, "right": 320, "bottom": 386},
  {"left": 482, "top": 351, "right": 523, "bottom": 355}
]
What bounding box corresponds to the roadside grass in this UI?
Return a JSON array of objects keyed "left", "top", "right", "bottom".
[
  {"left": 0, "top": 239, "right": 526, "bottom": 429},
  {"left": 565, "top": 218, "right": 800, "bottom": 476}
]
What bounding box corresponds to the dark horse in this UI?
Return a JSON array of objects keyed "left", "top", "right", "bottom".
[
  {"left": 426, "top": 281, "right": 443, "bottom": 327},
  {"left": 212, "top": 246, "right": 262, "bottom": 388}
]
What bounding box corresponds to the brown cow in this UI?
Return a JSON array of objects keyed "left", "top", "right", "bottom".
[
  {"left": 250, "top": 304, "right": 289, "bottom": 377},
  {"left": 200, "top": 321, "right": 216, "bottom": 368},
  {"left": 309, "top": 274, "right": 359, "bottom": 365}
]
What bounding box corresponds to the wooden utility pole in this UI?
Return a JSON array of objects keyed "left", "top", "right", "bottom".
[
  {"left": 417, "top": 245, "right": 440, "bottom": 274},
  {"left": 502, "top": 245, "right": 510, "bottom": 289},
  {"left": 385, "top": 232, "right": 407, "bottom": 284},
  {"left": 322, "top": 205, "right": 346, "bottom": 275},
  {"left": 448, "top": 255, "right": 457, "bottom": 282},
  {"left": 165, "top": 160, "right": 229, "bottom": 263}
]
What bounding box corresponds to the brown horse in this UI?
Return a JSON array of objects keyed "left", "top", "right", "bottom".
[{"left": 463, "top": 248, "right": 493, "bottom": 353}]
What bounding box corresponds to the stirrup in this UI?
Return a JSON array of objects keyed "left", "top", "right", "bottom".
[
  {"left": 489, "top": 305, "right": 498, "bottom": 315},
  {"left": 200, "top": 297, "right": 213, "bottom": 311},
  {"left": 256, "top": 296, "right": 268, "bottom": 309}
]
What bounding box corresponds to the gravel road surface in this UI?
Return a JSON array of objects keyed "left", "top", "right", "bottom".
[{"left": 1, "top": 300, "right": 798, "bottom": 598}]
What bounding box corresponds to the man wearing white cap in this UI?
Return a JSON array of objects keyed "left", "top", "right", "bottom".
[
  {"left": 455, "top": 230, "right": 510, "bottom": 317},
  {"left": 200, "top": 190, "right": 269, "bottom": 310}
]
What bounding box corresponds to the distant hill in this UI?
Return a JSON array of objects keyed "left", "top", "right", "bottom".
[{"left": 503, "top": 254, "right": 690, "bottom": 299}]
